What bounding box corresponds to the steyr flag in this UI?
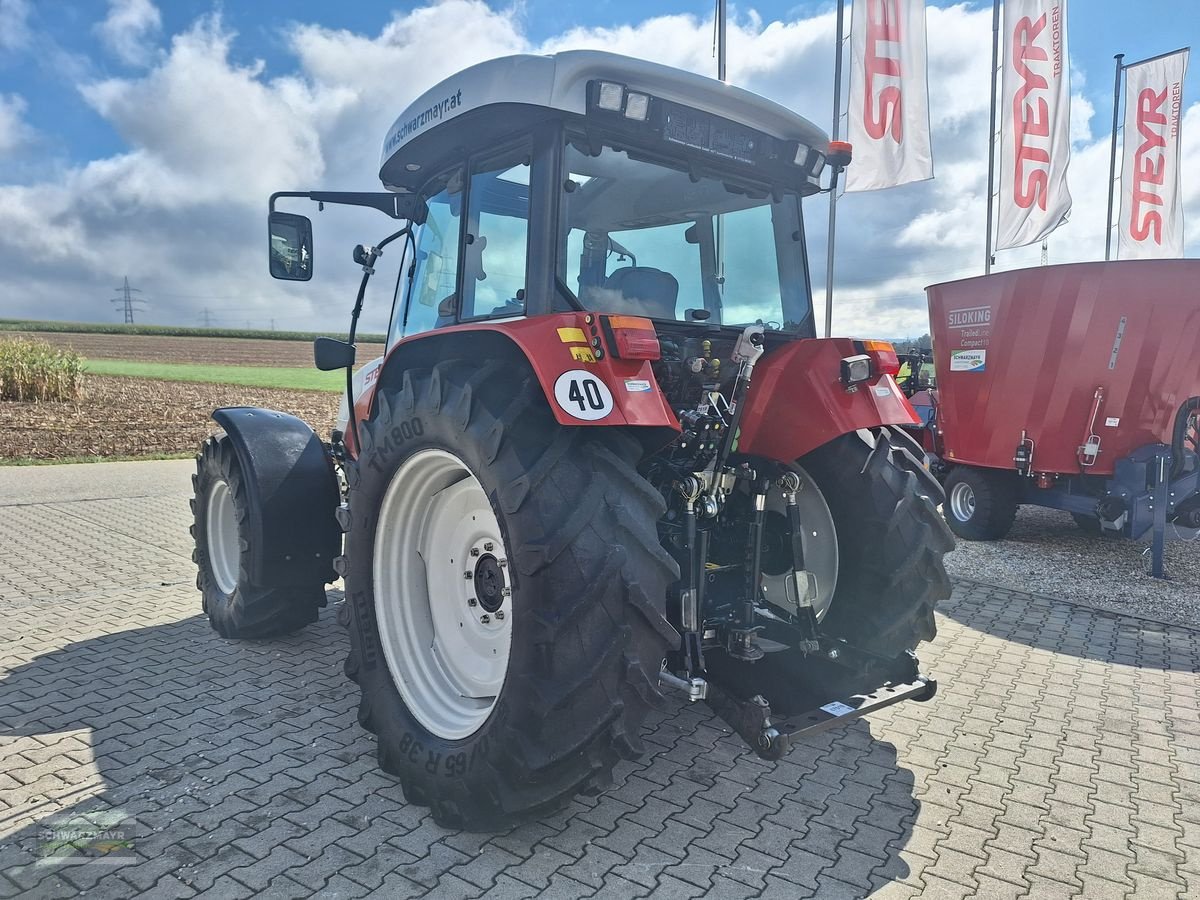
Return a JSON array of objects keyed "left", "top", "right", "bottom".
[
  {"left": 996, "top": 0, "right": 1072, "bottom": 250},
  {"left": 845, "top": 0, "right": 933, "bottom": 192},
  {"left": 1118, "top": 49, "right": 1189, "bottom": 259}
]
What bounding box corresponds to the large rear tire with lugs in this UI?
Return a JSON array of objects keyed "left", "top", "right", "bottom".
[
  {"left": 803, "top": 428, "right": 954, "bottom": 657},
  {"left": 191, "top": 433, "right": 325, "bottom": 638},
  {"left": 340, "top": 361, "right": 678, "bottom": 830}
]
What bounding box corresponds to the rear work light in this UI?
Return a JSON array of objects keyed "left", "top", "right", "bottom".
[
  {"left": 597, "top": 81, "right": 624, "bottom": 111},
  {"left": 859, "top": 339, "right": 900, "bottom": 377},
  {"left": 604, "top": 315, "right": 661, "bottom": 360},
  {"left": 841, "top": 355, "right": 871, "bottom": 387}
]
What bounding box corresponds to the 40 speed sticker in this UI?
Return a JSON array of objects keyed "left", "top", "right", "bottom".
[{"left": 553, "top": 370, "right": 614, "bottom": 421}]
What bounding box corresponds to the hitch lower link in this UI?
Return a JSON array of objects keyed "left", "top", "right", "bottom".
[{"left": 704, "top": 675, "right": 937, "bottom": 761}]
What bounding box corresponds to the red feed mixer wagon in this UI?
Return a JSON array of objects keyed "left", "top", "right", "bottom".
[{"left": 906, "top": 259, "right": 1200, "bottom": 576}]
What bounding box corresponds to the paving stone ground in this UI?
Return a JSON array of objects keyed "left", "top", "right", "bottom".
[{"left": 1, "top": 460, "right": 1198, "bottom": 899}]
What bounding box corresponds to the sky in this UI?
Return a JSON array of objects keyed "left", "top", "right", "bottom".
[{"left": 0, "top": 0, "right": 1196, "bottom": 337}]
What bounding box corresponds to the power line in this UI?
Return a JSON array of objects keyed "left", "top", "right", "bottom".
[{"left": 109, "top": 276, "right": 147, "bottom": 324}]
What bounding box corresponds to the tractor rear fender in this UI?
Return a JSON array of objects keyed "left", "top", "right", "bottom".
[
  {"left": 210, "top": 407, "right": 341, "bottom": 586},
  {"left": 362, "top": 316, "right": 681, "bottom": 442},
  {"left": 737, "top": 338, "right": 922, "bottom": 462}
]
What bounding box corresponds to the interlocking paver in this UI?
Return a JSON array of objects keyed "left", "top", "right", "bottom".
[{"left": 2, "top": 461, "right": 1198, "bottom": 898}]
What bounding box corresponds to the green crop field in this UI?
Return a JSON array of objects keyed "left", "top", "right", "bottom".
[
  {"left": 83, "top": 359, "right": 343, "bottom": 392},
  {"left": 0, "top": 318, "right": 386, "bottom": 344}
]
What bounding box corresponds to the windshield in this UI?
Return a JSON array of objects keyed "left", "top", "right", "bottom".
[{"left": 558, "top": 139, "right": 813, "bottom": 334}]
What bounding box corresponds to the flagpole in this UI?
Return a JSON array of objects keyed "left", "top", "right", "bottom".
[
  {"left": 716, "top": 0, "right": 727, "bottom": 81},
  {"left": 824, "top": 0, "right": 846, "bottom": 338},
  {"left": 983, "top": 0, "right": 1001, "bottom": 275},
  {"left": 1105, "top": 53, "right": 1124, "bottom": 261}
]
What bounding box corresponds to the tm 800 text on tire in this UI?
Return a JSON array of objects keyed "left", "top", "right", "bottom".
[{"left": 339, "top": 360, "right": 679, "bottom": 830}]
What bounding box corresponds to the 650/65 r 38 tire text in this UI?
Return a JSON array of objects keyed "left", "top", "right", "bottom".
[
  {"left": 340, "top": 361, "right": 679, "bottom": 830},
  {"left": 190, "top": 433, "right": 325, "bottom": 638}
]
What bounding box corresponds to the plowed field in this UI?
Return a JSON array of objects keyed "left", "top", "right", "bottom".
[{"left": 1, "top": 376, "right": 339, "bottom": 461}]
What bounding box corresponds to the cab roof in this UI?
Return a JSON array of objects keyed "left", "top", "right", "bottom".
[{"left": 379, "top": 50, "right": 828, "bottom": 191}]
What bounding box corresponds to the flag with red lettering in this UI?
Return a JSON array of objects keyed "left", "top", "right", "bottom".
[
  {"left": 996, "top": 0, "right": 1071, "bottom": 251},
  {"left": 844, "top": 0, "right": 933, "bottom": 192},
  {"left": 1118, "top": 49, "right": 1189, "bottom": 259}
]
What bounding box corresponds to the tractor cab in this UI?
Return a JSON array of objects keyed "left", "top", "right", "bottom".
[{"left": 274, "top": 52, "right": 830, "bottom": 346}]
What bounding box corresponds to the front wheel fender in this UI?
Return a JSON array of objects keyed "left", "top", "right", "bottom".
[{"left": 210, "top": 407, "right": 341, "bottom": 586}]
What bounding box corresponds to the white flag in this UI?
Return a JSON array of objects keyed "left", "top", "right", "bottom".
[
  {"left": 1118, "top": 49, "right": 1189, "bottom": 259},
  {"left": 844, "top": 0, "right": 933, "bottom": 192},
  {"left": 996, "top": 0, "right": 1071, "bottom": 251}
]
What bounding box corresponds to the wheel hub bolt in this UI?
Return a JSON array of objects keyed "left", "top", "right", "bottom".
[
  {"left": 498, "top": 558, "right": 508, "bottom": 568},
  {"left": 464, "top": 571, "right": 473, "bottom": 580},
  {"left": 501, "top": 587, "right": 511, "bottom": 598},
  {"left": 495, "top": 610, "right": 505, "bottom": 620},
  {"left": 480, "top": 614, "right": 491, "bottom": 624},
  {"left": 484, "top": 541, "right": 494, "bottom": 552},
  {"left": 470, "top": 548, "right": 480, "bottom": 557},
  {"left": 467, "top": 597, "right": 477, "bottom": 607}
]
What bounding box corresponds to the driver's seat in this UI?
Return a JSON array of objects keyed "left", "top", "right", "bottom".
[{"left": 604, "top": 267, "right": 678, "bottom": 319}]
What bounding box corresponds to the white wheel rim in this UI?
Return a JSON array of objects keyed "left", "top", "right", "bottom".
[
  {"left": 206, "top": 479, "right": 240, "bottom": 595},
  {"left": 373, "top": 448, "right": 512, "bottom": 741},
  {"left": 949, "top": 481, "right": 976, "bottom": 522}
]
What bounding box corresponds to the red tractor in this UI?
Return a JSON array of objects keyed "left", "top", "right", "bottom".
[{"left": 191, "top": 51, "right": 953, "bottom": 829}]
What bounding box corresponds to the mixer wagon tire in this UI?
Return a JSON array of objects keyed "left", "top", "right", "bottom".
[
  {"left": 802, "top": 429, "right": 954, "bottom": 657},
  {"left": 942, "top": 466, "right": 1018, "bottom": 541},
  {"left": 339, "top": 361, "right": 678, "bottom": 830},
  {"left": 191, "top": 433, "right": 324, "bottom": 638}
]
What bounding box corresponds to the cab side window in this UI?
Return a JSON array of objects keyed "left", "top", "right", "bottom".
[
  {"left": 403, "top": 170, "right": 463, "bottom": 337},
  {"left": 460, "top": 148, "right": 530, "bottom": 320}
]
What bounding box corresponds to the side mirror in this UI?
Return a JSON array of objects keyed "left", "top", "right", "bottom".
[
  {"left": 269, "top": 212, "right": 313, "bottom": 281},
  {"left": 314, "top": 337, "right": 355, "bottom": 371}
]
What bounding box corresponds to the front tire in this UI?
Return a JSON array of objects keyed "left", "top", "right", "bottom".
[
  {"left": 191, "top": 433, "right": 324, "bottom": 638},
  {"left": 341, "top": 361, "right": 678, "bottom": 830},
  {"left": 942, "top": 465, "right": 1018, "bottom": 541}
]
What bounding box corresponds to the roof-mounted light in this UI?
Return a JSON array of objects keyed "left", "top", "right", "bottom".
[
  {"left": 624, "top": 92, "right": 650, "bottom": 121},
  {"left": 597, "top": 81, "right": 625, "bottom": 112},
  {"left": 792, "top": 143, "right": 810, "bottom": 166}
]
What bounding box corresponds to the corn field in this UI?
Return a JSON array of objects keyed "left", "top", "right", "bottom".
[{"left": 0, "top": 337, "right": 85, "bottom": 402}]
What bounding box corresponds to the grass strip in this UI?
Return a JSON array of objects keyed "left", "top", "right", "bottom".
[
  {"left": 0, "top": 452, "right": 196, "bottom": 466},
  {"left": 84, "top": 359, "right": 343, "bottom": 392}
]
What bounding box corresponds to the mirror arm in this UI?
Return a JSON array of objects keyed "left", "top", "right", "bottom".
[
  {"left": 270, "top": 191, "right": 427, "bottom": 223},
  {"left": 341, "top": 224, "right": 414, "bottom": 448}
]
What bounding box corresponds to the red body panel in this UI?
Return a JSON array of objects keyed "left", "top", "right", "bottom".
[
  {"left": 737, "top": 338, "right": 920, "bottom": 462},
  {"left": 349, "top": 324, "right": 917, "bottom": 464},
  {"left": 347, "top": 315, "right": 679, "bottom": 456},
  {"left": 927, "top": 260, "right": 1200, "bottom": 477}
]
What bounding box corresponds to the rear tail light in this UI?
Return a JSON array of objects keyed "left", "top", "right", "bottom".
[
  {"left": 604, "top": 315, "right": 661, "bottom": 360},
  {"left": 859, "top": 339, "right": 900, "bottom": 377}
]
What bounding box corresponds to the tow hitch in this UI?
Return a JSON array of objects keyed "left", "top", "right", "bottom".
[
  {"left": 705, "top": 675, "right": 936, "bottom": 761},
  {"left": 659, "top": 640, "right": 938, "bottom": 760}
]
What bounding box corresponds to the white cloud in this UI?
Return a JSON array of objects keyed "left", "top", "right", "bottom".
[
  {"left": 95, "top": 0, "right": 162, "bottom": 67},
  {"left": 0, "top": 93, "right": 30, "bottom": 154},
  {"left": 0, "top": 0, "right": 29, "bottom": 52},
  {"left": 0, "top": 1, "right": 1194, "bottom": 337}
]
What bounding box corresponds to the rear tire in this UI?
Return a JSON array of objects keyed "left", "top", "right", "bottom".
[
  {"left": 191, "top": 433, "right": 324, "bottom": 638},
  {"left": 942, "top": 465, "right": 1018, "bottom": 541},
  {"left": 340, "top": 361, "right": 678, "bottom": 830},
  {"left": 803, "top": 428, "right": 954, "bottom": 657}
]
